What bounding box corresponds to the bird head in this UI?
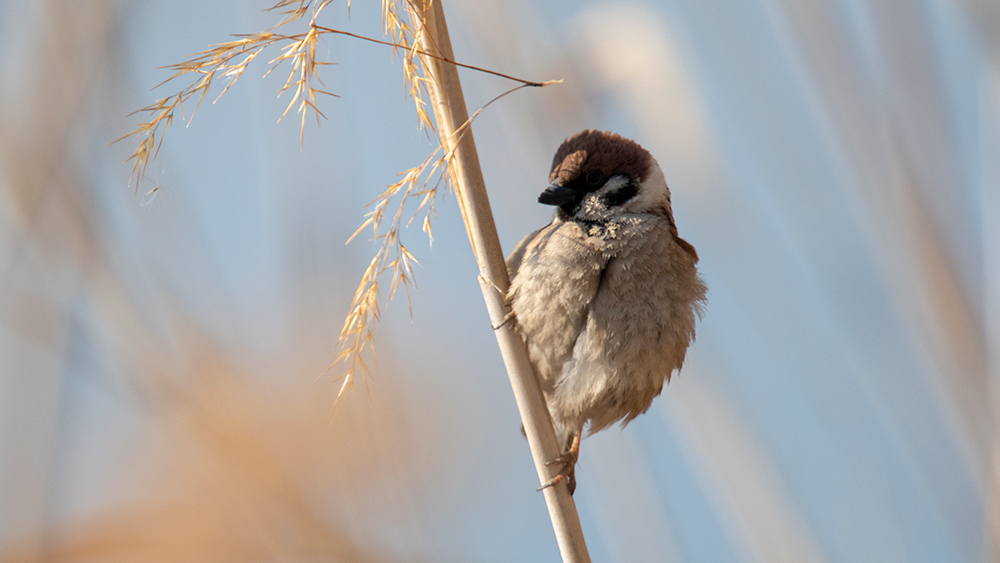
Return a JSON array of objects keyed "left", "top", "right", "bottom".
[{"left": 540, "top": 130, "right": 674, "bottom": 224}]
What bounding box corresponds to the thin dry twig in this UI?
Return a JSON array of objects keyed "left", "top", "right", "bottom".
[{"left": 313, "top": 26, "right": 554, "bottom": 87}]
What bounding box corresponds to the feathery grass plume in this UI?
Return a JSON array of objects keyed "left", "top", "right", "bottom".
[
  {"left": 333, "top": 77, "right": 554, "bottom": 399},
  {"left": 117, "top": 0, "right": 557, "bottom": 398},
  {"left": 330, "top": 1, "right": 428, "bottom": 399},
  {"left": 114, "top": 0, "right": 336, "bottom": 189},
  {"left": 328, "top": 0, "right": 559, "bottom": 399}
]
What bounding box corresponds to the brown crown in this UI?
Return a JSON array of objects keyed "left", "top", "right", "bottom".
[{"left": 548, "top": 130, "right": 652, "bottom": 185}]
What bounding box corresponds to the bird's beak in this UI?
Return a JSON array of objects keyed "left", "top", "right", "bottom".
[{"left": 538, "top": 183, "right": 577, "bottom": 206}]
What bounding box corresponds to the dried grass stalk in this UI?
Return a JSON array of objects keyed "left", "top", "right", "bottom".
[{"left": 406, "top": 1, "right": 591, "bottom": 561}]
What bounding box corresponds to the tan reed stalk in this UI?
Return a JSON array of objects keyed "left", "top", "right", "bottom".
[{"left": 407, "top": 2, "right": 591, "bottom": 561}]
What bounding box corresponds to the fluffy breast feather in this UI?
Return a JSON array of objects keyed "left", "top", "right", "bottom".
[
  {"left": 559, "top": 218, "right": 705, "bottom": 433},
  {"left": 507, "top": 214, "right": 705, "bottom": 436}
]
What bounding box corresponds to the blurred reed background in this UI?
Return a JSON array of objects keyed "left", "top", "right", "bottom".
[{"left": 0, "top": 0, "right": 996, "bottom": 562}]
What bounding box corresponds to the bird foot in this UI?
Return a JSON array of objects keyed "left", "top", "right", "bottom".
[
  {"left": 537, "top": 453, "right": 577, "bottom": 494},
  {"left": 537, "top": 434, "right": 581, "bottom": 495},
  {"left": 492, "top": 310, "right": 515, "bottom": 331},
  {"left": 477, "top": 275, "right": 516, "bottom": 330}
]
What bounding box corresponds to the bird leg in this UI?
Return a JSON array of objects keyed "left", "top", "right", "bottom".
[
  {"left": 537, "top": 432, "right": 581, "bottom": 495},
  {"left": 477, "top": 274, "right": 516, "bottom": 330}
]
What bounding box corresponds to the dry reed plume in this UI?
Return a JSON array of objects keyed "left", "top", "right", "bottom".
[{"left": 116, "top": 0, "right": 557, "bottom": 397}]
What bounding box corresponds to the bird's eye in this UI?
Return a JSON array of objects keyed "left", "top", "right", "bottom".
[{"left": 585, "top": 171, "right": 604, "bottom": 185}]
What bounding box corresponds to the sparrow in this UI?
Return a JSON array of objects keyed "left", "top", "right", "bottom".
[{"left": 506, "top": 130, "right": 706, "bottom": 494}]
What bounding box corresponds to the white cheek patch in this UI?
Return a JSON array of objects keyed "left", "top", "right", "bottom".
[{"left": 623, "top": 159, "right": 672, "bottom": 214}]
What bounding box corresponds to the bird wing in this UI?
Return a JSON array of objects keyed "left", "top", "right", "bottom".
[{"left": 506, "top": 219, "right": 606, "bottom": 389}]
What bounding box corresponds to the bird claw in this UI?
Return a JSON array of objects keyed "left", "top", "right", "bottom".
[
  {"left": 492, "top": 310, "right": 515, "bottom": 331},
  {"left": 537, "top": 437, "right": 580, "bottom": 494},
  {"left": 544, "top": 450, "right": 578, "bottom": 468},
  {"left": 537, "top": 459, "right": 577, "bottom": 495},
  {"left": 477, "top": 274, "right": 516, "bottom": 330}
]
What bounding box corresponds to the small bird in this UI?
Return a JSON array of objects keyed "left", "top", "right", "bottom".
[{"left": 506, "top": 130, "right": 706, "bottom": 494}]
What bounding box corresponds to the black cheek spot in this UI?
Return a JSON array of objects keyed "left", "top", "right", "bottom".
[{"left": 603, "top": 182, "right": 638, "bottom": 207}]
